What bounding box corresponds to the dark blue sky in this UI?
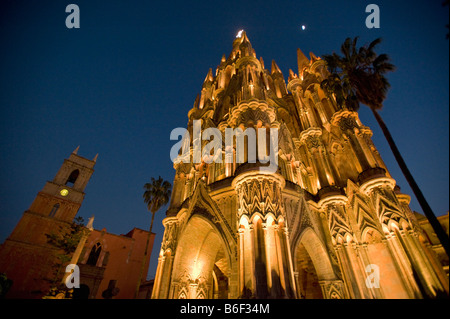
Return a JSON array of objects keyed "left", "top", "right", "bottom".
[{"left": 0, "top": 0, "right": 448, "bottom": 280}]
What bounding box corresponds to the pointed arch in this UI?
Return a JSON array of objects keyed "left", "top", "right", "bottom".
[
  {"left": 374, "top": 193, "right": 405, "bottom": 233},
  {"left": 170, "top": 213, "right": 232, "bottom": 299},
  {"left": 168, "top": 182, "right": 236, "bottom": 299},
  {"left": 293, "top": 228, "right": 337, "bottom": 299},
  {"left": 361, "top": 226, "right": 384, "bottom": 244},
  {"left": 183, "top": 181, "right": 236, "bottom": 248},
  {"left": 350, "top": 192, "right": 382, "bottom": 241},
  {"left": 293, "top": 228, "right": 336, "bottom": 281}
]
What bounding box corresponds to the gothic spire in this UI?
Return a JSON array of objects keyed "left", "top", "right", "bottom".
[
  {"left": 204, "top": 68, "right": 214, "bottom": 83},
  {"left": 309, "top": 51, "right": 320, "bottom": 63},
  {"left": 239, "top": 30, "right": 251, "bottom": 45},
  {"left": 297, "top": 48, "right": 310, "bottom": 76},
  {"left": 271, "top": 60, "right": 283, "bottom": 75},
  {"left": 288, "top": 68, "right": 298, "bottom": 82},
  {"left": 232, "top": 30, "right": 256, "bottom": 58},
  {"left": 259, "top": 57, "right": 265, "bottom": 69}
]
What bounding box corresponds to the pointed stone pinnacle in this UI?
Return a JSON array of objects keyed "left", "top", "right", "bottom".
[
  {"left": 288, "top": 69, "right": 298, "bottom": 81},
  {"left": 297, "top": 48, "right": 310, "bottom": 75},
  {"left": 309, "top": 51, "right": 319, "bottom": 62},
  {"left": 271, "top": 60, "right": 282, "bottom": 75},
  {"left": 259, "top": 57, "right": 265, "bottom": 69},
  {"left": 204, "top": 68, "right": 214, "bottom": 83}
]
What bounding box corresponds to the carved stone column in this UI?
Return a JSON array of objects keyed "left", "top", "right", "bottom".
[
  {"left": 152, "top": 217, "right": 178, "bottom": 299},
  {"left": 318, "top": 194, "right": 369, "bottom": 298},
  {"left": 360, "top": 176, "right": 422, "bottom": 298},
  {"left": 332, "top": 110, "right": 371, "bottom": 172},
  {"left": 299, "top": 127, "right": 335, "bottom": 189},
  {"left": 233, "top": 171, "right": 296, "bottom": 298}
]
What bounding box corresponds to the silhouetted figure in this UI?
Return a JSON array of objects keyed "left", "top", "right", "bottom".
[{"left": 72, "top": 284, "right": 90, "bottom": 299}]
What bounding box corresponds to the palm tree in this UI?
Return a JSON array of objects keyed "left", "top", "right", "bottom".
[
  {"left": 321, "top": 37, "right": 449, "bottom": 257},
  {"left": 135, "top": 176, "right": 172, "bottom": 298}
]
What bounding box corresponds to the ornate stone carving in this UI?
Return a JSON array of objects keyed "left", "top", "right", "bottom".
[
  {"left": 161, "top": 220, "right": 178, "bottom": 252},
  {"left": 299, "top": 127, "right": 322, "bottom": 150},
  {"left": 320, "top": 280, "right": 346, "bottom": 299},
  {"left": 304, "top": 135, "right": 322, "bottom": 150},
  {"left": 338, "top": 116, "right": 358, "bottom": 132},
  {"left": 235, "top": 175, "right": 284, "bottom": 219},
  {"left": 299, "top": 208, "right": 313, "bottom": 230},
  {"left": 319, "top": 198, "right": 353, "bottom": 245},
  {"left": 237, "top": 109, "right": 270, "bottom": 126}
]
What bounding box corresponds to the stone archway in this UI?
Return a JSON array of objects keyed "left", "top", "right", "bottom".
[
  {"left": 170, "top": 214, "right": 231, "bottom": 299},
  {"left": 295, "top": 242, "right": 323, "bottom": 298},
  {"left": 293, "top": 228, "right": 338, "bottom": 299}
]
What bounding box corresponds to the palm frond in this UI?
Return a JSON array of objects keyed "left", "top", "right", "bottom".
[
  {"left": 143, "top": 176, "right": 172, "bottom": 214},
  {"left": 321, "top": 37, "right": 395, "bottom": 111}
]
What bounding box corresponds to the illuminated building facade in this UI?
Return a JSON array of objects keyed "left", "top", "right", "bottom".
[
  {"left": 151, "top": 32, "right": 448, "bottom": 299},
  {"left": 0, "top": 148, "right": 154, "bottom": 299},
  {"left": 0, "top": 147, "right": 96, "bottom": 298}
]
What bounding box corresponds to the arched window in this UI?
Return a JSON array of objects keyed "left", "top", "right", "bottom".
[
  {"left": 49, "top": 203, "right": 60, "bottom": 218},
  {"left": 86, "top": 242, "right": 102, "bottom": 266},
  {"left": 66, "top": 169, "right": 80, "bottom": 187}
]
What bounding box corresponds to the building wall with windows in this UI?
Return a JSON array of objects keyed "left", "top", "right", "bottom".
[
  {"left": 0, "top": 148, "right": 154, "bottom": 299},
  {"left": 79, "top": 227, "right": 155, "bottom": 299}
]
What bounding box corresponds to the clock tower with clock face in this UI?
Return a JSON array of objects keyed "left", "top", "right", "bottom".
[
  {"left": 30, "top": 145, "right": 97, "bottom": 223},
  {"left": 0, "top": 147, "right": 97, "bottom": 298}
]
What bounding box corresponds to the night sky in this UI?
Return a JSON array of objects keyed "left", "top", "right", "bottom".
[{"left": 0, "top": 0, "right": 448, "bottom": 280}]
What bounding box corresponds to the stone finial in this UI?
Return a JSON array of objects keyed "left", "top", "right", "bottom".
[
  {"left": 271, "top": 60, "right": 282, "bottom": 75},
  {"left": 297, "top": 48, "right": 310, "bottom": 75}
]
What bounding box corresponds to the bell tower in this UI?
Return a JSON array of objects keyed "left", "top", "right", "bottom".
[
  {"left": 28, "top": 145, "right": 97, "bottom": 223},
  {"left": 0, "top": 147, "right": 97, "bottom": 298}
]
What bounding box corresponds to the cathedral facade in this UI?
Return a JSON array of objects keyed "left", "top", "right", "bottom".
[{"left": 151, "top": 32, "right": 448, "bottom": 299}]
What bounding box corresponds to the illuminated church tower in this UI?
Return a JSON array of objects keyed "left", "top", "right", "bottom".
[
  {"left": 0, "top": 147, "right": 96, "bottom": 298},
  {"left": 152, "top": 32, "right": 448, "bottom": 299}
]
